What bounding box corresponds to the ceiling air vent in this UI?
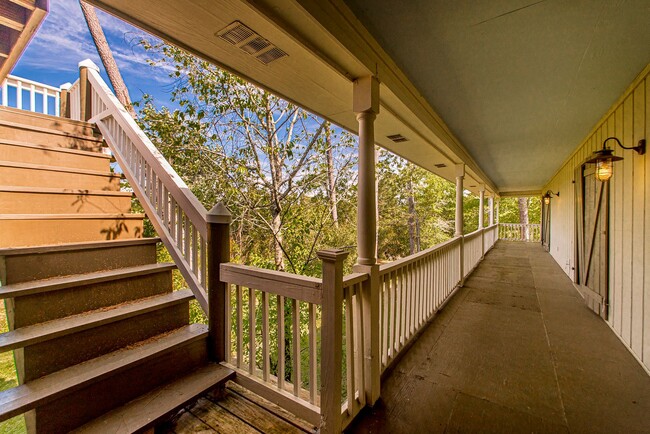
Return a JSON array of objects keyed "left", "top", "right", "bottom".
[
  {"left": 434, "top": 163, "right": 447, "bottom": 168},
  {"left": 256, "top": 47, "right": 288, "bottom": 65},
  {"left": 217, "top": 21, "right": 288, "bottom": 65},
  {"left": 387, "top": 134, "right": 408, "bottom": 143}
]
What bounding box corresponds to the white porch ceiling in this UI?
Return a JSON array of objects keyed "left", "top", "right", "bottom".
[{"left": 342, "top": 0, "right": 650, "bottom": 192}]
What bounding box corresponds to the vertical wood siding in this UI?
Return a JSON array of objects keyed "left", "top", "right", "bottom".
[{"left": 544, "top": 65, "right": 650, "bottom": 371}]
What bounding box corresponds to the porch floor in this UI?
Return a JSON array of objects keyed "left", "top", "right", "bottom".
[{"left": 348, "top": 241, "right": 650, "bottom": 433}]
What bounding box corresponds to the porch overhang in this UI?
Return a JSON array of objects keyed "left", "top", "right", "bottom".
[{"left": 85, "top": 0, "right": 649, "bottom": 196}]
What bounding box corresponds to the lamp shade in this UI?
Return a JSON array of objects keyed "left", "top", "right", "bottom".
[{"left": 586, "top": 147, "right": 623, "bottom": 182}]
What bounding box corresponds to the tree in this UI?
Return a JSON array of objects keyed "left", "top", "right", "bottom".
[{"left": 79, "top": 1, "right": 136, "bottom": 117}]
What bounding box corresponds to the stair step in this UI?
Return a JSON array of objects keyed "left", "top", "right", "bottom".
[
  {"left": 0, "top": 160, "right": 121, "bottom": 190},
  {"left": 0, "top": 139, "right": 111, "bottom": 171},
  {"left": 0, "top": 119, "right": 103, "bottom": 150},
  {"left": 0, "top": 213, "right": 145, "bottom": 248},
  {"left": 0, "top": 238, "right": 160, "bottom": 284},
  {"left": 0, "top": 323, "right": 209, "bottom": 424},
  {"left": 3, "top": 263, "right": 177, "bottom": 328},
  {"left": 0, "top": 263, "right": 176, "bottom": 299},
  {"left": 0, "top": 186, "right": 132, "bottom": 214},
  {"left": 74, "top": 363, "right": 235, "bottom": 433},
  {"left": 0, "top": 106, "right": 96, "bottom": 136},
  {"left": 0, "top": 289, "right": 193, "bottom": 353}
]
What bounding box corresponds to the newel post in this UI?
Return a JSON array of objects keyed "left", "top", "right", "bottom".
[
  {"left": 206, "top": 202, "right": 231, "bottom": 362},
  {"left": 78, "top": 59, "right": 99, "bottom": 121},
  {"left": 59, "top": 82, "right": 72, "bottom": 119},
  {"left": 318, "top": 248, "right": 348, "bottom": 434}
]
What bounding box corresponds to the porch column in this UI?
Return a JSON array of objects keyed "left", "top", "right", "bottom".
[
  {"left": 479, "top": 185, "right": 485, "bottom": 257},
  {"left": 489, "top": 196, "right": 494, "bottom": 226},
  {"left": 352, "top": 75, "right": 381, "bottom": 405},
  {"left": 455, "top": 164, "right": 465, "bottom": 283}
]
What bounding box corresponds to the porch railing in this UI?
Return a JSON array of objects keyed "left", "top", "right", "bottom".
[
  {"left": 23, "top": 60, "right": 503, "bottom": 433},
  {"left": 1, "top": 75, "right": 62, "bottom": 116},
  {"left": 499, "top": 223, "right": 541, "bottom": 242}
]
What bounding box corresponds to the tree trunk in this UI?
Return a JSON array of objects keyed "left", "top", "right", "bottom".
[
  {"left": 79, "top": 1, "right": 136, "bottom": 118},
  {"left": 325, "top": 123, "right": 339, "bottom": 227},
  {"left": 518, "top": 197, "right": 529, "bottom": 241}
]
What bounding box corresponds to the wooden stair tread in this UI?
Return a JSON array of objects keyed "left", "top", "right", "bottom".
[
  {"left": 0, "top": 186, "right": 132, "bottom": 196},
  {"left": 0, "top": 323, "right": 209, "bottom": 423},
  {"left": 0, "top": 138, "right": 112, "bottom": 158},
  {"left": 73, "top": 363, "right": 235, "bottom": 433},
  {"left": 0, "top": 160, "right": 119, "bottom": 177},
  {"left": 0, "top": 213, "right": 145, "bottom": 220},
  {"left": 0, "top": 289, "right": 193, "bottom": 352},
  {"left": 0, "top": 263, "right": 176, "bottom": 299},
  {"left": 0, "top": 119, "right": 102, "bottom": 142},
  {"left": 0, "top": 106, "right": 93, "bottom": 128},
  {"left": 0, "top": 237, "right": 160, "bottom": 256}
]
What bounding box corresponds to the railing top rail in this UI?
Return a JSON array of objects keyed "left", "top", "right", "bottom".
[
  {"left": 220, "top": 263, "right": 323, "bottom": 305},
  {"left": 499, "top": 222, "right": 541, "bottom": 226},
  {"left": 86, "top": 68, "right": 209, "bottom": 235},
  {"left": 379, "top": 236, "right": 461, "bottom": 275},
  {"left": 464, "top": 228, "right": 483, "bottom": 240},
  {"left": 4, "top": 75, "right": 62, "bottom": 93},
  {"left": 342, "top": 272, "right": 368, "bottom": 288}
]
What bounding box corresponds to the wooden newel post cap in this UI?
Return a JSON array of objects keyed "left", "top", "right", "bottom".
[
  {"left": 206, "top": 202, "right": 232, "bottom": 224},
  {"left": 316, "top": 249, "right": 349, "bottom": 263},
  {"left": 59, "top": 82, "right": 72, "bottom": 91},
  {"left": 78, "top": 59, "right": 100, "bottom": 72}
]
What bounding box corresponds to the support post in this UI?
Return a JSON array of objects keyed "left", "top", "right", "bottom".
[
  {"left": 59, "top": 82, "right": 72, "bottom": 119},
  {"left": 455, "top": 164, "right": 465, "bottom": 284},
  {"left": 496, "top": 197, "right": 501, "bottom": 239},
  {"left": 318, "top": 249, "right": 348, "bottom": 434},
  {"left": 489, "top": 196, "right": 494, "bottom": 226},
  {"left": 207, "top": 202, "right": 231, "bottom": 362},
  {"left": 479, "top": 185, "right": 485, "bottom": 258},
  {"left": 353, "top": 75, "right": 381, "bottom": 406},
  {"left": 78, "top": 59, "right": 99, "bottom": 121}
]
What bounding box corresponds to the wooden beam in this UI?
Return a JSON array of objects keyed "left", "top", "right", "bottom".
[
  {"left": 0, "top": 2, "right": 46, "bottom": 82},
  {"left": 0, "top": 1, "right": 27, "bottom": 32},
  {"left": 7, "top": 0, "right": 36, "bottom": 11}
]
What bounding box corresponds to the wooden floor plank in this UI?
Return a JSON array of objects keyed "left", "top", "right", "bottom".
[
  {"left": 226, "top": 382, "right": 316, "bottom": 433},
  {"left": 171, "top": 411, "right": 214, "bottom": 434},
  {"left": 190, "top": 397, "right": 259, "bottom": 434},
  {"left": 213, "top": 392, "right": 304, "bottom": 434}
]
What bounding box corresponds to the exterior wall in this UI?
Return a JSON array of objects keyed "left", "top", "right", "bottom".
[{"left": 544, "top": 64, "right": 650, "bottom": 372}]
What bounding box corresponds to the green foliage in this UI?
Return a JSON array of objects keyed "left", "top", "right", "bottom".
[{"left": 498, "top": 197, "right": 541, "bottom": 223}]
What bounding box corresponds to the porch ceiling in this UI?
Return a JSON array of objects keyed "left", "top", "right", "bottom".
[{"left": 86, "top": 0, "right": 649, "bottom": 195}]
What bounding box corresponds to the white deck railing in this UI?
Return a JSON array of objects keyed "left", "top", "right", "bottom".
[
  {"left": 499, "top": 223, "right": 541, "bottom": 242},
  {"left": 1, "top": 75, "right": 62, "bottom": 116}
]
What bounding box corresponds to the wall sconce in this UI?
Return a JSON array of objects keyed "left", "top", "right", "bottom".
[
  {"left": 543, "top": 190, "right": 559, "bottom": 205},
  {"left": 586, "top": 137, "right": 645, "bottom": 182}
]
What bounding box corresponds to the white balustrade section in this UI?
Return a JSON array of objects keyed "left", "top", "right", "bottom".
[
  {"left": 84, "top": 67, "right": 210, "bottom": 311},
  {"left": 378, "top": 237, "right": 462, "bottom": 373},
  {"left": 463, "top": 229, "right": 483, "bottom": 275},
  {"left": 499, "top": 223, "right": 541, "bottom": 242},
  {"left": 1, "top": 75, "right": 62, "bottom": 116}
]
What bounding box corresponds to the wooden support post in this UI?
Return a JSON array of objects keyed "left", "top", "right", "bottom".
[
  {"left": 455, "top": 164, "right": 465, "bottom": 284},
  {"left": 59, "top": 82, "right": 71, "bottom": 119},
  {"left": 318, "top": 248, "right": 348, "bottom": 434},
  {"left": 479, "top": 185, "right": 485, "bottom": 258},
  {"left": 353, "top": 75, "right": 381, "bottom": 406},
  {"left": 78, "top": 59, "right": 99, "bottom": 121},
  {"left": 207, "top": 202, "right": 231, "bottom": 362},
  {"left": 489, "top": 196, "right": 494, "bottom": 226}
]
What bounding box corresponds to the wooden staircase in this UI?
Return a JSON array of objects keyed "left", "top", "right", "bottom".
[{"left": 0, "top": 107, "right": 234, "bottom": 433}]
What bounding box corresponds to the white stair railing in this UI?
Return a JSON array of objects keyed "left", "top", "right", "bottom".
[{"left": 81, "top": 63, "right": 210, "bottom": 311}]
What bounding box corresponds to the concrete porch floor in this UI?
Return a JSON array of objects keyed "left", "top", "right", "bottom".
[{"left": 348, "top": 241, "right": 650, "bottom": 433}]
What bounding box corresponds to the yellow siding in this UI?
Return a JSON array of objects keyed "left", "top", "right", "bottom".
[{"left": 544, "top": 64, "right": 650, "bottom": 372}]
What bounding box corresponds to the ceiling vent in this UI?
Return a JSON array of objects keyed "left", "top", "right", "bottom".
[
  {"left": 217, "top": 21, "right": 287, "bottom": 65},
  {"left": 434, "top": 163, "right": 447, "bottom": 168},
  {"left": 387, "top": 134, "right": 408, "bottom": 143}
]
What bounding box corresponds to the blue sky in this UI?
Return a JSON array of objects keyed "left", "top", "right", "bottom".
[{"left": 12, "top": 0, "right": 174, "bottom": 106}]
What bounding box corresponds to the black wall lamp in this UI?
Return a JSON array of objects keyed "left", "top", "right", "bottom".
[
  {"left": 543, "top": 190, "right": 559, "bottom": 205},
  {"left": 586, "top": 137, "right": 646, "bottom": 182}
]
